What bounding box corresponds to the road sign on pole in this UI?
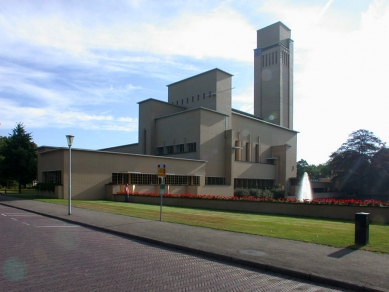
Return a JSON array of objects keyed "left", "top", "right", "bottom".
[
  {"left": 158, "top": 164, "right": 166, "bottom": 177},
  {"left": 158, "top": 164, "right": 166, "bottom": 221}
]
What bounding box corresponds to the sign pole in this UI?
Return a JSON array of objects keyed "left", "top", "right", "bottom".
[
  {"left": 158, "top": 164, "right": 166, "bottom": 222},
  {"left": 160, "top": 177, "right": 164, "bottom": 221}
]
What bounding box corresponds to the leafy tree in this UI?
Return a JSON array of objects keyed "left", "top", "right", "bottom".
[
  {"left": 369, "top": 147, "right": 389, "bottom": 194},
  {"left": 329, "top": 129, "right": 383, "bottom": 196},
  {"left": 297, "top": 159, "right": 331, "bottom": 179},
  {"left": 297, "top": 159, "right": 309, "bottom": 177},
  {"left": 0, "top": 136, "right": 8, "bottom": 187},
  {"left": 0, "top": 123, "right": 37, "bottom": 193}
]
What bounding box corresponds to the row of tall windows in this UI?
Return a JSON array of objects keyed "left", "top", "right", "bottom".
[
  {"left": 43, "top": 171, "right": 61, "bottom": 184},
  {"left": 234, "top": 141, "right": 261, "bottom": 163},
  {"left": 112, "top": 172, "right": 128, "bottom": 184},
  {"left": 205, "top": 177, "right": 226, "bottom": 185},
  {"left": 262, "top": 51, "right": 278, "bottom": 67},
  {"left": 173, "top": 91, "right": 214, "bottom": 106},
  {"left": 156, "top": 142, "right": 196, "bottom": 156},
  {"left": 282, "top": 51, "right": 289, "bottom": 67},
  {"left": 234, "top": 178, "right": 274, "bottom": 189},
  {"left": 111, "top": 173, "right": 200, "bottom": 186},
  {"left": 112, "top": 173, "right": 273, "bottom": 188},
  {"left": 261, "top": 50, "right": 289, "bottom": 67}
]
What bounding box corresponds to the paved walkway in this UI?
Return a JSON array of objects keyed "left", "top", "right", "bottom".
[{"left": 1, "top": 194, "right": 388, "bottom": 292}]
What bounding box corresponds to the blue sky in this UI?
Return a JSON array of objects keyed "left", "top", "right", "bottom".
[{"left": 1, "top": 0, "right": 388, "bottom": 165}]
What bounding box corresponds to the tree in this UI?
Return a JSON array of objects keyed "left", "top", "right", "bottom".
[
  {"left": 329, "top": 129, "right": 383, "bottom": 196},
  {"left": 0, "top": 123, "right": 37, "bottom": 192},
  {"left": 297, "top": 159, "right": 331, "bottom": 179},
  {"left": 297, "top": 159, "right": 309, "bottom": 177},
  {"left": 0, "top": 136, "right": 9, "bottom": 187},
  {"left": 369, "top": 147, "right": 389, "bottom": 194}
]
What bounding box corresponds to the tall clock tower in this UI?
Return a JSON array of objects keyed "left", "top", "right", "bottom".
[{"left": 254, "top": 22, "right": 293, "bottom": 129}]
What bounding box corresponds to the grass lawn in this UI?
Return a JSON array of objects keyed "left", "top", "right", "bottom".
[{"left": 5, "top": 191, "right": 389, "bottom": 254}]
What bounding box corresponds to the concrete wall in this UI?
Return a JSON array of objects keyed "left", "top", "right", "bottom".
[
  {"left": 138, "top": 99, "right": 184, "bottom": 155},
  {"left": 126, "top": 196, "right": 389, "bottom": 224},
  {"left": 37, "top": 185, "right": 63, "bottom": 199},
  {"left": 199, "top": 109, "right": 228, "bottom": 177},
  {"left": 38, "top": 148, "right": 207, "bottom": 200},
  {"left": 257, "top": 21, "right": 291, "bottom": 48},
  {"left": 231, "top": 113, "right": 297, "bottom": 164},
  {"left": 155, "top": 108, "right": 202, "bottom": 160},
  {"left": 167, "top": 69, "right": 232, "bottom": 115}
]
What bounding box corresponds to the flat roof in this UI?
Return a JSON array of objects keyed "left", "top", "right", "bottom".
[{"left": 167, "top": 68, "right": 233, "bottom": 87}]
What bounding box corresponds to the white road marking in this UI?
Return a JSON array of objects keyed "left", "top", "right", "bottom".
[
  {"left": 35, "top": 226, "right": 79, "bottom": 228},
  {"left": 1, "top": 213, "right": 38, "bottom": 217}
]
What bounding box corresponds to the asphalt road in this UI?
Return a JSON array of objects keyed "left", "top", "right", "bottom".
[{"left": 0, "top": 204, "right": 346, "bottom": 291}]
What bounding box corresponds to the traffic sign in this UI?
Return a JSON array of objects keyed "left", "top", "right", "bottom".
[{"left": 158, "top": 164, "right": 166, "bottom": 177}]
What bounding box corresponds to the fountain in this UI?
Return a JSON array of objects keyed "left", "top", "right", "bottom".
[{"left": 297, "top": 172, "right": 313, "bottom": 201}]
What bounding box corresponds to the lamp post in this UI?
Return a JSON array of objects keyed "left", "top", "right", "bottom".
[{"left": 66, "top": 135, "right": 74, "bottom": 215}]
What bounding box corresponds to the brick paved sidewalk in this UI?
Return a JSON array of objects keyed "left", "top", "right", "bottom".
[{"left": 1, "top": 194, "right": 388, "bottom": 291}]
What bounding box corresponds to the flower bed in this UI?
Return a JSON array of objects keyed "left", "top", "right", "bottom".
[{"left": 115, "top": 191, "right": 389, "bottom": 207}]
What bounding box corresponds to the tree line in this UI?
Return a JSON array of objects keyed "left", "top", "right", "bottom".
[
  {"left": 298, "top": 129, "right": 389, "bottom": 196},
  {"left": 0, "top": 123, "right": 37, "bottom": 192}
]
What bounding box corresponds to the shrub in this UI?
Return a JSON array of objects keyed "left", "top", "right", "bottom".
[
  {"left": 249, "top": 188, "right": 262, "bottom": 197},
  {"left": 234, "top": 188, "right": 250, "bottom": 197},
  {"left": 261, "top": 189, "right": 273, "bottom": 198},
  {"left": 271, "top": 187, "right": 286, "bottom": 199}
]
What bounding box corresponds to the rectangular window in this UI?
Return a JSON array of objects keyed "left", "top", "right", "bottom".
[
  {"left": 43, "top": 171, "right": 61, "bottom": 184},
  {"left": 192, "top": 176, "right": 200, "bottom": 186},
  {"left": 165, "top": 175, "right": 188, "bottom": 185},
  {"left": 209, "top": 91, "right": 211, "bottom": 97},
  {"left": 192, "top": 96, "right": 194, "bottom": 102},
  {"left": 187, "top": 142, "right": 196, "bottom": 152},
  {"left": 203, "top": 93, "right": 205, "bottom": 99},
  {"left": 181, "top": 99, "right": 183, "bottom": 105},
  {"left": 234, "top": 178, "right": 274, "bottom": 189},
  {"left": 156, "top": 146, "right": 164, "bottom": 155},
  {"left": 176, "top": 144, "right": 184, "bottom": 153},
  {"left": 205, "top": 177, "right": 226, "bottom": 185},
  {"left": 129, "top": 173, "right": 158, "bottom": 185},
  {"left": 246, "top": 142, "right": 252, "bottom": 162},
  {"left": 187, "top": 97, "right": 188, "bottom": 104},
  {"left": 111, "top": 173, "right": 128, "bottom": 184},
  {"left": 166, "top": 145, "right": 174, "bottom": 154},
  {"left": 197, "top": 95, "right": 199, "bottom": 101}
]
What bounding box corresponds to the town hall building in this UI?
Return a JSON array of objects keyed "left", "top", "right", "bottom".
[{"left": 38, "top": 22, "right": 298, "bottom": 200}]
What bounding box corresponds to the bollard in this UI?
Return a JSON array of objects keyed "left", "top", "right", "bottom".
[{"left": 355, "top": 212, "right": 369, "bottom": 245}]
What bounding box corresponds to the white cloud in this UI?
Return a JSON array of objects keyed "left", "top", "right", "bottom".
[
  {"left": 1, "top": 0, "right": 389, "bottom": 160},
  {"left": 0, "top": 2, "right": 256, "bottom": 62}
]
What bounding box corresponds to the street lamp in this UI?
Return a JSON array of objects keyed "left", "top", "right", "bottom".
[{"left": 66, "top": 135, "right": 74, "bottom": 215}]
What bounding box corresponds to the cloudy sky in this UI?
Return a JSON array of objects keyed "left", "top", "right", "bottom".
[{"left": 1, "top": 0, "right": 388, "bottom": 165}]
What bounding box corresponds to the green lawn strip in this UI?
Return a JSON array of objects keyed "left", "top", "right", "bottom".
[
  {"left": 1, "top": 189, "right": 37, "bottom": 196},
  {"left": 5, "top": 195, "right": 389, "bottom": 253}
]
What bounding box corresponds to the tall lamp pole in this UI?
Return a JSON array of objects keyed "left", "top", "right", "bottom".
[{"left": 66, "top": 135, "right": 74, "bottom": 215}]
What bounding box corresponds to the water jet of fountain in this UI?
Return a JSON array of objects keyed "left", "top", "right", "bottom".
[{"left": 297, "top": 172, "right": 313, "bottom": 201}]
